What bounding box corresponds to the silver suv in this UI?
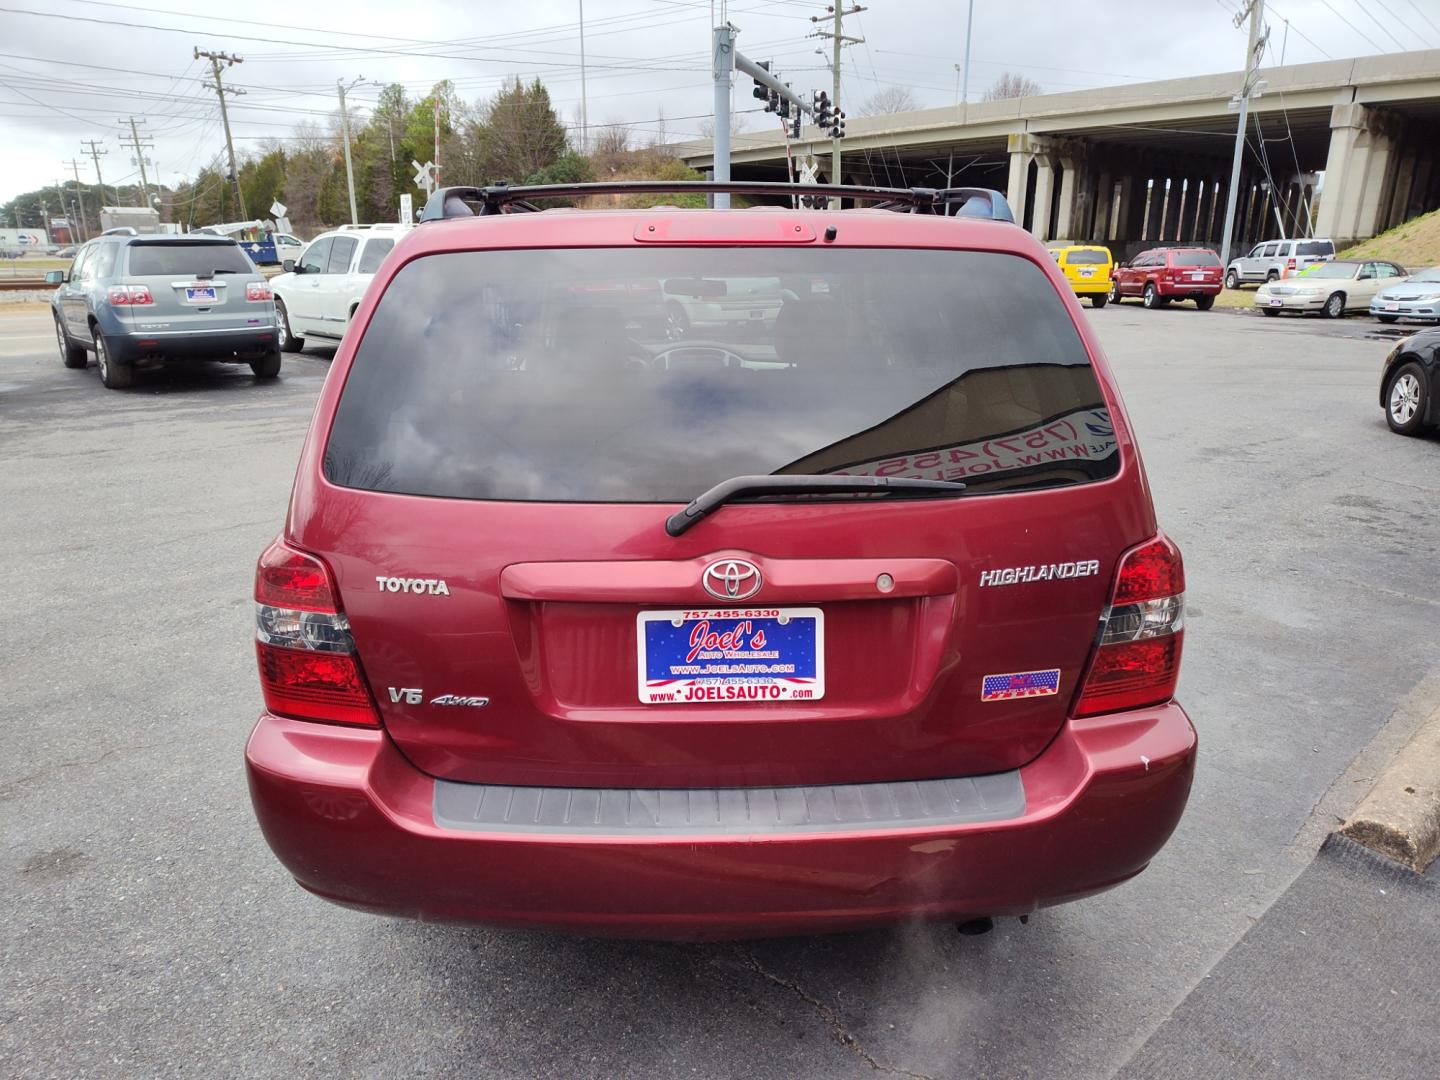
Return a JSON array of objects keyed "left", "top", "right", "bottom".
[
  {"left": 46, "top": 233, "right": 279, "bottom": 389},
  {"left": 1225, "top": 237, "right": 1336, "bottom": 289}
]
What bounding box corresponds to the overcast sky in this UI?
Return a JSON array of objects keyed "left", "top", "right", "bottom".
[{"left": 2, "top": 0, "right": 1437, "bottom": 206}]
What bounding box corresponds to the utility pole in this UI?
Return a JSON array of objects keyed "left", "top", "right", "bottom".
[
  {"left": 578, "top": 0, "right": 589, "bottom": 154},
  {"left": 433, "top": 98, "right": 443, "bottom": 186},
  {"left": 1219, "top": 0, "right": 1268, "bottom": 268},
  {"left": 712, "top": 24, "right": 734, "bottom": 209},
  {"left": 337, "top": 77, "right": 364, "bottom": 225},
  {"left": 81, "top": 139, "right": 109, "bottom": 209},
  {"left": 811, "top": 4, "right": 864, "bottom": 208},
  {"left": 195, "top": 48, "right": 247, "bottom": 220},
  {"left": 117, "top": 118, "right": 155, "bottom": 209},
  {"left": 63, "top": 159, "right": 88, "bottom": 240},
  {"left": 961, "top": 0, "right": 975, "bottom": 108}
]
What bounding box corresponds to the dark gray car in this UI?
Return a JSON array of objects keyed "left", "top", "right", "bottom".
[{"left": 46, "top": 233, "right": 280, "bottom": 389}]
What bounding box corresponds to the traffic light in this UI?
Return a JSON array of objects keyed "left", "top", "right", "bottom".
[
  {"left": 812, "top": 90, "right": 832, "bottom": 129},
  {"left": 830, "top": 107, "right": 846, "bottom": 139},
  {"left": 752, "top": 61, "right": 774, "bottom": 111}
]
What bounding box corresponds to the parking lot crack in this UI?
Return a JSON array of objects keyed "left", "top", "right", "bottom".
[
  {"left": 0, "top": 743, "right": 158, "bottom": 801},
  {"left": 735, "top": 948, "right": 935, "bottom": 1080}
]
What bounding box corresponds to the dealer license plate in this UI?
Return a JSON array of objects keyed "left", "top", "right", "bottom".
[
  {"left": 1386, "top": 302, "right": 1400, "bottom": 311},
  {"left": 185, "top": 286, "right": 217, "bottom": 303},
  {"left": 1269, "top": 298, "right": 1284, "bottom": 307},
  {"left": 637, "top": 607, "right": 824, "bottom": 704}
]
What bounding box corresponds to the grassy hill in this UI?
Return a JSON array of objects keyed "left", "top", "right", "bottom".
[{"left": 1339, "top": 206, "right": 1440, "bottom": 270}]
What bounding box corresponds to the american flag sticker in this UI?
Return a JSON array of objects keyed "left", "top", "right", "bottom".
[{"left": 981, "top": 669, "right": 1061, "bottom": 701}]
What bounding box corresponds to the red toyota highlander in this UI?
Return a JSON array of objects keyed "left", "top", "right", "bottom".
[{"left": 245, "top": 181, "right": 1196, "bottom": 939}]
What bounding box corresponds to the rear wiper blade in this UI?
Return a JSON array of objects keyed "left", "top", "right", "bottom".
[{"left": 665, "top": 474, "right": 966, "bottom": 536}]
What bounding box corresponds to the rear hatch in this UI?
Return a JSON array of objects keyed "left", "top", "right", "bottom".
[
  {"left": 1061, "top": 247, "right": 1110, "bottom": 287},
  {"left": 298, "top": 237, "right": 1152, "bottom": 789},
  {"left": 1169, "top": 250, "right": 1223, "bottom": 287},
  {"left": 119, "top": 239, "right": 266, "bottom": 332}
]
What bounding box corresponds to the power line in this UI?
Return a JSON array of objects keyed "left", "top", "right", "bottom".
[
  {"left": 1407, "top": 0, "right": 1440, "bottom": 39},
  {"left": 1347, "top": 0, "right": 1409, "bottom": 49},
  {"left": 1315, "top": 0, "right": 1387, "bottom": 52}
]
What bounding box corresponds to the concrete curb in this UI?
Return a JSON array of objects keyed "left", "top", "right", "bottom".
[{"left": 1340, "top": 694, "right": 1440, "bottom": 873}]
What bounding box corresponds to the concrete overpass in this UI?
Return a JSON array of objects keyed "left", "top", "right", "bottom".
[{"left": 677, "top": 50, "right": 1440, "bottom": 255}]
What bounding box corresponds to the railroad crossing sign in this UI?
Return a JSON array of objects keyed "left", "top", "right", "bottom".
[{"left": 412, "top": 160, "right": 437, "bottom": 197}]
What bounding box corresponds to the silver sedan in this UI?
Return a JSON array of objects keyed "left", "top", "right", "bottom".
[{"left": 1370, "top": 265, "right": 1440, "bottom": 324}]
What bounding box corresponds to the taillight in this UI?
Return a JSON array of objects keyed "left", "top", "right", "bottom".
[
  {"left": 246, "top": 281, "right": 273, "bottom": 302},
  {"left": 1075, "top": 534, "right": 1185, "bottom": 717},
  {"left": 254, "top": 539, "right": 378, "bottom": 727},
  {"left": 107, "top": 284, "right": 153, "bottom": 305}
]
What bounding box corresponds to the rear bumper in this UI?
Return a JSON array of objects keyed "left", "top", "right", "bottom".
[
  {"left": 1370, "top": 300, "right": 1440, "bottom": 319},
  {"left": 245, "top": 703, "right": 1196, "bottom": 938},
  {"left": 110, "top": 325, "right": 277, "bottom": 362},
  {"left": 1158, "top": 283, "right": 1222, "bottom": 297},
  {"left": 1069, "top": 280, "right": 1110, "bottom": 296},
  {"left": 1255, "top": 296, "right": 1323, "bottom": 312}
]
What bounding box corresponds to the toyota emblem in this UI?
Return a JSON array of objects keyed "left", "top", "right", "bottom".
[{"left": 702, "top": 558, "right": 762, "bottom": 601}]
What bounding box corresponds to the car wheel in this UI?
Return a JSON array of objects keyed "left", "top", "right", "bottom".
[
  {"left": 1195, "top": 295, "right": 1215, "bottom": 311},
  {"left": 1225, "top": 270, "right": 1240, "bottom": 290},
  {"left": 55, "top": 316, "right": 87, "bottom": 368},
  {"left": 94, "top": 328, "right": 132, "bottom": 389},
  {"left": 1142, "top": 283, "right": 1162, "bottom": 309},
  {"left": 1266, "top": 270, "right": 1279, "bottom": 283},
  {"left": 250, "top": 350, "right": 282, "bottom": 379},
  {"left": 1091, "top": 293, "right": 1107, "bottom": 308},
  {"left": 1377, "top": 314, "right": 1399, "bottom": 324},
  {"left": 1322, "top": 292, "right": 1345, "bottom": 319},
  {"left": 1108, "top": 281, "right": 1121, "bottom": 304},
  {"left": 1386, "top": 362, "right": 1428, "bottom": 436},
  {"left": 275, "top": 299, "right": 303, "bottom": 353},
  {"left": 1261, "top": 308, "right": 1280, "bottom": 317},
  {"left": 665, "top": 301, "right": 690, "bottom": 340}
]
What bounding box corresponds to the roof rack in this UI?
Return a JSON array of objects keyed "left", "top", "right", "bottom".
[
  {"left": 336, "top": 222, "right": 412, "bottom": 232},
  {"left": 418, "top": 181, "right": 1014, "bottom": 223}
]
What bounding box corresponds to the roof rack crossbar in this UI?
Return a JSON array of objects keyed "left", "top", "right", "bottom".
[{"left": 418, "top": 182, "right": 1013, "bottom": 223}]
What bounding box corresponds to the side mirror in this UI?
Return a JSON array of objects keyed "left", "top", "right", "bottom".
[
  {"left": 44, "top": 269, "right": 67, "bottom": 284},
  {"left": 282, "top": 260, "right": 296, "bottom": 273}
]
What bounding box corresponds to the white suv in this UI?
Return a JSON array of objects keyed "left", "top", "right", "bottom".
[
  {"left": 271, "top": 224, "right": 410, "bottom": 352},
  {"left": 1225, "top": 237, "right": 1335, "bottom": 289}
]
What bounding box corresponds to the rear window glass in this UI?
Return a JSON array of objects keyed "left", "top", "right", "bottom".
[
  {"left": 325, "top": 248, "right": 1119, "bottom": 503},
  {"left": 127, "top": 242, "right": 252, "bottom": 276},
  {"left": 1171, "top": 250, "right": 1221, "bottom": 267},
  {"left": 1296, "top": 240, "right": 1334, "bottom": 257},
  {"left": 1065, "top": 249, "right": 1108, "bottom": 264}
]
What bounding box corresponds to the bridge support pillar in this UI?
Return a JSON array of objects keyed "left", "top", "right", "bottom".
[
  {"left": 1145, "top": 176, "right": 1166, "bottom": 242},
  {"left": 1091, "top": 169, "right": 1112, "bottom": 242},
  {"left": 1315, "top": 103, "right": 1404, "bottom": 248}
]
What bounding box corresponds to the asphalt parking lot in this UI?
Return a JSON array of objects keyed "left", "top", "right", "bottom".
[{"left": 2, "top": 302, "right": 1438, "bottom": 1079}]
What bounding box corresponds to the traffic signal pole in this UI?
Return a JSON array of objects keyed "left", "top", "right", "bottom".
[
  {"left": 712, "top": 21, "right": 820, "bottom": 210},
  {"left": 712, "top": 25, "right": 733, "bottom": 209}
]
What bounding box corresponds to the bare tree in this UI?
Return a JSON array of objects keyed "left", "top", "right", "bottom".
[
  {"left": 860, "top": 85, "right": 919, "bottom": 115},
  {"left": 982, "top": 72, "right": 1044, "bottom": 101},
  {"left": 696, "top": 112, "right": 748, "bottom": 139}
]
